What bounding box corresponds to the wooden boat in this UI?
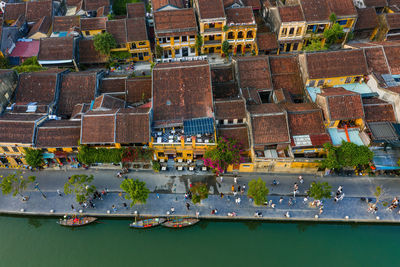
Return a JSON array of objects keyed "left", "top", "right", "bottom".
[
  {"left": 129, "top": 217, "right": 166, "bottom": 228},
  {"left": 57, "top": 216, "right": 97, "bottom": 227},
  {"left": 162, "top": 217, "right": 199, "bottom": 228}
]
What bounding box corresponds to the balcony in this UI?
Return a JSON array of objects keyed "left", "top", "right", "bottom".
[
  {"left": 204, "top": 27, "right": 223, "bottom": 34},
  {"left": 152, "top": 127, "right": 215, "bottom": 145},
  {"left": 204, "top": 39, "right": 221, "bottom": 46}
]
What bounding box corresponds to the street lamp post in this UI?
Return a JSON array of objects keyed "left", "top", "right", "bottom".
[{"left": 34, "top": 182, "right": 47, "bottom": 199}]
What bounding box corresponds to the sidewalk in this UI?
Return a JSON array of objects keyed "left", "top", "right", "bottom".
[{"left": 0, "top": 190, "right": 399, "bottom": 224}]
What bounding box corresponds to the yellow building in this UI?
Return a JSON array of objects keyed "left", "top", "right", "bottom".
[
  {"left": 225, "top": 7, "right": 258, "bottom": 55},
  {"left": 153, "top": 9, "right": 198, "bottom": 59},
  {"left": 106, "top": 18, "right": 152, "bottom": 62},
  {"left": 194, "top": 0, "right": 226, "bottom": 55},
  {"left": 81, "top": 17, "right": 107, "bottom": 37}
]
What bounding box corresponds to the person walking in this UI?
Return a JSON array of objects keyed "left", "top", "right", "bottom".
[
  {"left": 119, "top": 192, "right": 123, "bottom": 200},
  {"left": 231, "top": 185, "right": 235, "bottom": 193},
  {"left": 298, "top": 176, "right": 304, "bottom": 184},
  {"left": 112, "top": 205, "right": 117, "bottom": 212},
  {"left": 57, "top": 189, "right": 62, "bottom": 197},
  {"left": 71, "top": 204, "right": 75, "bottom": 211},
  {"left": 279, "top": 197, "right": 283, "bottom": 204},
  {"left": 186, "top": 202, "right": 190, "bottom": 210},
  {"left": 234, "top": 177, "right": 237, "bottom": 184}
]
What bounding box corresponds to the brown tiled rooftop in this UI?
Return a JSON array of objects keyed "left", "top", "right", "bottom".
[
  {"left": 152, "top": 61, "right": 213, "bottom": 124},
  {"left": 125, "top": 77, "right": 152, "bottom": 103},
  {"left": 386, "top": 13, "right": 400, "bottom": 30},
  {"left": 38, "top": 37, "right": 75, "bottom": 61},
  {"left": 285, "top": 103, "right": 326, "bottom": 136},
  {"left": 115, "top": 107, "right": 150, "bottom": 143},
  {"left": 71, "top": 103, "right": 90, "bottom": 120},
  {"left": 364, "top": 0, "right": 388, "bottom": 7},
  {"left": 305, "top": 49, "right": 368, "bottom": 79},
  {"left": 237, "top": 56, "right": 272, "bottom": 90},
  {"left": 223, "top": 0, "right": 242, "bottom": 8},
  {"left": 383, "top": 45, "right": 400, "bottom": 74},
  {"left": 300, "top": 0, "right": 330, "bottom": 22},
  {"left": 326, "top": 0, "right": 357, "bottom": 17},
  {"left": 84, "top": 0, "right": 110, "bottom": 11},
  {"left": 248, "top": 103, "right": 282, "bottom": 114},
  {"left": 363, "top": 47, "right": 390, "bottom": 75},
  {"left": 53, "top": 16, "right": 81, "bottom": 32},
  {"left": 242, "top": 0, "right": 261, "bottom": 10},
  {"left": 154, "top": 9, "right": 197, "bottom": 37},
  {"left": 36, "top": 120, "right": 81, "bottom": 148},
  {"left": 126, "top": 18, "right": 148, "bottom": 42},
  {"left": 0, "top": 113, "right": 45, "bottom": 144},
  {"left": 106, "top": 19, "right": 127, "bottom": 44},
  {"left": 354, "top": 8, "right": 378, "bottom": 30},
  {"left": 78, "top": 39, "right": 108, "bottom": 64},
  {"left": 67, "top": 0, "right": 83, "bottom": 6},
  {"left": 81, "top": 109, "right": 118, "bottom": 144},
  {"left": 152, "top": 0, "right": 184, "bottom": 11},
  {"left": 218, "top": 125, "right": 250, "bottom": 150},
  {"left": 92, "top": 94, "right": 125, "bottom": 110},
  {"left": 81, "top": 17, "right": 107, "bottom": 31},
  {"left": 257, "top": 33, "right": 278, "bottom": 51},
  {"left": 197, "top": 0, "right": 225, "bottom": 20},
  {"left": 16, "top": 71, "right": 61, "bottom": 105},
  {"left": 4, "top": 2, "right": 26, "bottom": 22},
  {"left": 316, "top": 88, "right": 364, "bottom": 121},
  {"left": 278, "top": 6, "right": 304, "bottom": 22},
  {"left": 26, "top": 0, "right": 52, "bottom": 22},
  {"left": 58, "top": 72, "right": 98, "bottom": 117},
  {"left": 226, "top": 7, "right": 255, "bottom": 25},
  {"left": 28, "top": 16, "right": 51, "bottom": 37},
  {"left": 363, "top": 98, "right": 396, "bottom": 122},
  {"left": 215, "top": 99, "right": 246, "bottom": 120},
  {"left": 213, "top": 83, "right": 240, "bottom": 100},
  {"left": 100, "top": 77, "right": 127, "bottom": 94},
  {"left": 211, "top": 66, "right": 234, "bottom": 83},
  {"left": 96, "top": 6, "right": 110, "bottom": 17},
  {"left": 127, "top": 2, "right": 146, "bottom": 18}
]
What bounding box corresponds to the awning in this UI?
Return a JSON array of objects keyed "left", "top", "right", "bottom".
[{"left": 43, "top": 153, "right": 55, "bottom": 159}]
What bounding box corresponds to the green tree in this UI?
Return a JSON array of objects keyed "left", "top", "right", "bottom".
[
  {"left": 322, "top": 141, "right": 374, "bottom": 169},
  {"left": 152, "top": 160, "right": 161, "bottom": 172},
  {"left": 0, "top": 56, "right": 10, "bottom": 69},
  {"left": 23, "top": 148, "right": 44, "bottom": 168},
  {"left": 113, "top": 0, "right": 141, "bottom": 15},
  {"left": 93, "top": 32, "right": 117, "bottom": 56},
  {"left": 190, "top": 183, "right": 208, "bottom": 204},
  {"left": 374, "top": 185, "right": 382, "bottom": 205},
  {"left": 308, "top": 181, "right": 332, "bottom": 200},
  {"left": 64, "top": 174, "right": 96, "bottom": 203},
  {"left": 120, "top": 178, "right": 150, "bottom": 207},
  {"left": 195, "top": 34, "right": 203, "bottom": 55},
  {"left": 248, "top": 178, "right": 269, "bottom": 205},
  {"left": 303, "top": 38, "right": 328, "bottom": 51},
  {"left": 329, "top": 12, "right": 337, "bottom": 23},
  {"left": 204, "top": 137, "right": 242, "bottom": 173},
  {"left": 223, "top": 25, "right": 229, "bottom": 32},
  {"left": 324, "top": 23, "right": 345, "bottom": 45},
  {"left": 155, "top": 45, "right": 163, "bottom": 58},
  {"left": 0, "top": 173, "right": 36, "bottom": 199},
  {"left": 13, "top": 56, "right": 46, "bottom": 73},
  {"left": 222, "top": 40, "right": 229, "bottom": 56}
]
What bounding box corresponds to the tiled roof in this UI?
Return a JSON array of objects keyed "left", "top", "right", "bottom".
[
  {"left": 300, "top": 0, "right": 330, "bottom": 22},
  {"left": 96, "top": 6, "right": 110, "bottom": 17},
  {"left": 84, "top": 0, "right": 110, "bottom": 11},
  {"left": 316, "top": 87, "right": 364, "bottom": 121},
  {"left": 223, "top": 0, "right": 242, "bottom": 9},
  {"left": 226, "top": 7, "right": 255, "bottom": 25},
  {"left": 383, "top": 45, "right": 400, "bottom": 74},
  {"left": 213, "top": 83, "right": 240, "bottom": 100},
  {"left": 126, "top": 18, "right": 148, "bottom": 42},
  {"left": 154, "top": 9, "right": 197, "bottom": 37},
  {"left": 326, "top": 0, "right": 357, "bottom": 17},
  {"left": 92, "top": 94, "right": 125, "bottom": 110},
  {"left": 363, "top": 98, "right": 396, "bottom": 123},
  {"left": 67, "top": 0, "right": 83, "bottom": 6},
  {"left": 71, "top": 103, "right": 90, "bottom": 120},
  {"left": 26, "top": 0, "right": 52, "bottom": 22},
  {"left": 4, "top": 3, "right": 26, "bottom": 22},
  {"left": 269, "top": 55, "right": 303, "bottom": 95},
  {"left": 237, "top": 56, "right": 272, "bottom": 90},
  {"left": 152, "top": 0, "right": 184, "bottom": 11},
  {"left": 242, "top": 0, "right": 261, "bottom": 10},
  {"left": 53, "top": 16, "right": 81, "bottom": 32},
  {"left": 305, "top": 49, "right": 368, "bottom": 79},
  {"left": 363, "top": 47, "right": 390, "bottom": 75},
  {"left": 16, "top": 71, "right": 61, "bottom": 105},
  {"left": 78, "top": 39, "right": 108, "bottom": 64},
  {"left": 28, "top": 16, "right": 51, "bottom": 37},
  {"left": 125, "top": 77, "right": 152, "bottom": 103},
  {"left": 354, "top": 8, "right": 378, "bottom": 30},
  {"left": 152, "top": 61, "right": 213, "bottom": 125},
  {"left": 249, "top": 103, "right": 290, "bottom": 145},
  {"left": 278, "top": 6, "right": 304, "bottom": 22},
  {"left": 58, "top": 71, "right": 98, "bottom": 117},
  {"left": 215, "top": 99, "right": 246, "bottom": 120},
  {"left": 197, "top": 0, "right": 225, "bottom": 20},
  {"left": 364, "top": 0, "right": 388, "bottom": 7},
  {"left": 106, "top": 19, "right": 127, "bottom": 44},
  {"left": 100, "top": 77, "right": 127, "bottom": 94},
  {"left": 80, "top": 17, "right": 107, "bottom": 31},
  {"left": 285, "top": 103, "right": 326, "bottom": 136},
  {"left": 218, "top": 125, "right": 250, "bottom": 150},
  {"left": 81, "top": 109, "right": 118, "bottom": 144},
  {"left": 257, "top": 32, "right": 278, "bottom": 51},
  {"left": 36, "top": 120, "right": 81, "bottom": 148},
  {"left": 127, "top": 2, "right": 146, "bottom": 18},
  {"left": 0, "top": 114, "right": 44, "bottom": 144},
  {"left": 38, "top": 36, "right": 75, "bottom": 61},
  {"left": 386, "top": 13, "right": 400, "bottom": 30},
  {"left": 9, "top": 40, "right": 39, "bottom": 58}
]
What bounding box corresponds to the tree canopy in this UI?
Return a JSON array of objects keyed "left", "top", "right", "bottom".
[
  {"left": 308, "top": 181, "right": 331, "bottom": 200},
  {"left": 93, "top": 32, "right": 117, "bottom": 55},
  {"left": 323, "top": 23, "right": 345, "bottom": 45},
  {"left": 195, "top": 35, "right": 203, "bottom": 55},
  {"left": 322, "top": 141, "right": 374, "bottom": 169},
  {"left": 64, "top": 174, "right": 96, "bottom": 203},
  {"left": 13, "top": 56, "right": 46, "bottom": 73},
  {"left": 190, "top": 183, "right": 208, "bottom": 204},
  {"left": 0, "top": 173, "right": 36, "bottom": 198},
  {"left": 303, "top": 38, "right": 328, "bottom": 51},
  {"left": 222, "top": 40, "right": 230, "bottom": 55},
  {"left": 120, "top": 178, "right": 150, "bottom": 207},
  {"left": 77, "top": 145, "right": 123, "bottom": 165},
  {"left": 204, "top": 137, "right": 243, "bottom": 174},
  {"left": 23, "top": 148, "right": 44, "bottom": 168},
  {"left": 113, "top": 0, "right": 141, "bottom": 15},
  {"left": 248, "top": 178, "right": 269, "bottom": 205}
]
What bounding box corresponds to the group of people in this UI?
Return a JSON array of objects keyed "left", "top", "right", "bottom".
[
  {"left": 334, "top": 186, "right": 344, "bottom": 202},
  {"left": 388, "top": 197, "right": 399, "bottom": 212}
]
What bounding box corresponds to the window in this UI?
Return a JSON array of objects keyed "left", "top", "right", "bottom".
[
  {"left": 296, "top": 27, "right": 302, "bottom": 36},
  {"left": 289, "top": 28, "right": 294, "bottom": 35},
  {"left": 245, "top": 44, "right": 251, "bottom": 48},
  {"left": 237, "top": 31, "right": 244, "bottom": 39},
  {"left": 317, "top": 24, "right": 325, "bottom": 33},
  {"left": 12, "top": 147, "right": 19, "bottom": 153},
  {"left": 246, "top": 31, "right": 253, "bottom": 38},
  {"left": 293, "top": 43, "right": 299, "bottom": 51},
  {"left": 237, "top": 119, "right": 243, "bottom": 123},
  {"left": 182, "top": 36, "right": 187, "bottom": 42},
  {"left": 281, "top": 28, "right": 287, "bottom": 36},
  {"left": 190, "top": 47, "right": 195, "bottom": 53},
  {"left": 132, "top": 53, "right": 138, "bottom": 58},
  {"left": 2, "top": 147, "right": 9, "bottom": 152},
  {"left": 131, "top": 43, "right": 137, "bottom": 49},
  {"left": 189, "top": 35, "right": 195, "bottom": 40},
  {"left": 308, "top": 80, "right": 315, "bottom": 87},
  {"left": 345, "top": 77, "right": 352, "bottom": 84},
  {"left": 317, "top": 79, "right": 324, "bottom": 86},
  {"left": 175, "top": 49, "right": 180, "bottom": 55},
  {"left": 139, "top": 41, "right": 146, "bottom": 46},
  {"left": 228, "top": 32, "right": 234, "bottom": 39},
  {"left": 228, "top": 119, "right": 233, "bottom": 124},
  {"left": 174, "top": 36, "right": 179, "bottom": 42},
  {"left": 338, "top": 20, "right": 347, "bottom": 26},
  {"left": 176, "top": 153, "right": 183, "bottom": 157},
  {"left": 144, "top": 52, "right": 149, "bottom": 56},
  {"left": 158, "top": 152, "right": 165, "bottom": 157},
  {"left": 85, "top": 31, "right": 90, "bottom": 35},
  {"left": 354, "top": 76, "right": 361, "bottom": 83},
  {"left": 285, "top": 43, "right": 291, "bottom": 52},
  {"left": 187, "top": 154, "right": 192, "bottom": 157},
  {"left": 216, "top": 46, "right": 221, "bottom": 51},
  {"left": 209, "top": 23, "right": 215, "bottom": 28}
]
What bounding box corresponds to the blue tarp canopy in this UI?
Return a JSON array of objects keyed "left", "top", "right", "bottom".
[
  {"left": 42, "top": 153, "right": 54, "bottom": 159},
  {"left": 372, "top": 148, "right": 400, "bottom": 170},
  {"left": 183, "top": 117, "right": 214, "bottom": 136}
]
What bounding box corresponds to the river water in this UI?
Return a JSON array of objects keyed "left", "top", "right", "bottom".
[{"left": 0, "top": 215, "right": 398, "bottom": 267}]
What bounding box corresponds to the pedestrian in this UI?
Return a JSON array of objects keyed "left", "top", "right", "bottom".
[
  {"left": 234, "top": 177, "right": 237, "bottom": 184},
  {"left": 303, "top": 197, "right": 308, "bottom": 204},
  {"left": 288, "top": 198, "right": 293, "bottom": 206},
  {"left": 220, "top": 176, "right": 223, "bottom": 183},
  {"left": 123, "top": 202, "right": 128, "bottom": 209},
  {"left": 186, "top": 202, "right": 190, "bottom": 210},
  {"left": 279, "top": 197, "right": 284, "bottom": 204},
  {"left": 156, "top": 193, "right": 160, "bottom": 199},
  {"left": 319, "top": 206, "right": 324, "bottom": 214},
  {"left": 231, "top": 185, "right": 235, "bottom": 192},
  {"left": 184, "top": 193, "right": 188, "bottom": 199},
  {"left": 112, "top": 205, "right": 117, "bottom": 212},
  {"left": 294, "top": 183, "right": 299, "bottom": 191},
  {"left": 170, "top": 207, "right": 175, "bottom": 214},
  {"left": 71, "top": 204, "right": 75, "bottom": 211},
  {"left": 238, "top": 185, "right": 241, "bottom": 192},
  {"left": 285, "top": 212, "right": 290, "bottom": 218},
  {"left": 271, "top": 203, "right": 276, "bottom": 209},
  {"left": 57, "top": 189, "right": 62, "bottom": 197},
  {"left": 196, "top": 211, "right": 200, "bottom": 218},
  {"left": 119, "top": 192, "right": 123, "bottom": 200},
  {"left": 338, "top": 185, "right": 343, "bottom": 194},
  {"left": 299, "top": 176, "right": 304, "bottom": 184},
  {"left": 220, "top": 192, "right": 224, "bottom": 198},
  {"left": 101, "top": 190, "right": 106, "bottom": 197},
  {"left": 237, "top": 197, "right": 241, "bottom": 205}
]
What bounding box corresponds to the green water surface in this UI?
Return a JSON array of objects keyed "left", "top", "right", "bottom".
[{"left": 0, "top": 216, "right": 398, "bottom": 267}]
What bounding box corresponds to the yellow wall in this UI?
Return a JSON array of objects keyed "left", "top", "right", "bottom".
[
  {"left": 156, "top": 36, "right": 198, "bottom": 58},
  {"left": 82, "top": 30, "right": 105, "bottom": 37},
  {"left": 307, "top": 75, "right": 364, "bottom": 87},
  {"left": 225, "top": 25, "right": 257, "bottom": 55},
  {"left": 279, "top": 24, "right": 305, "bottom": 39}
]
